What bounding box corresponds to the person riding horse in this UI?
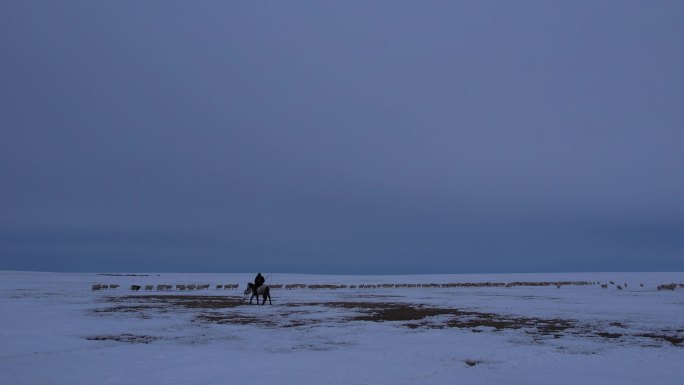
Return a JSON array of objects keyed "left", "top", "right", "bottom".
[{"left": 246, "top": 273, "right": 271, "bottom": 305}]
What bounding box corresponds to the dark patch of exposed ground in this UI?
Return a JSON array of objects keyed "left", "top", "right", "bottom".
[
  {"left": 104, "top": 295, "right": 244, "bottom": 309},
  {"left": 195, "top": 313, "right": 276, "bottom": 326},
  {"left": 94, "top": 295, "right": 683, "bottom": 347},
  {"left": 94, "top": 295, "right": 245, "bottom": 318},
  {"left": 464, "top": 359, "right": 483, "bottom": 367},
  {"left": 287, "top": 301, "right": 575, "bottom": 336},
  {"left": 86, "top": 334, "right": 158, "bottom": 344},
  {"left": 636, "top": 333, "right": 683, "bottom": 345}
]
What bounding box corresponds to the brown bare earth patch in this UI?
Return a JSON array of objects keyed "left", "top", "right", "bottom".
[
  {"left": 195, "top": 312, "right": 277, "bottom": 326},
  {"left": 350, "top": 303, "right": 452, "bottom": 322},
  {"left": 596, "top": 332, "right": 622, "bottom": 339},
  {"left": 297, "top": 301, "right": 575, "bottom": 335},
  {"left": 104, "top": 295, "right": 244, "bottom": 310},
  {"left": 636, "top": 333, "right": 683, "bottom": 345},
  {"left": 94, "top": 305, "right": 151, "bottom": 313},
  {"left": 95, "top": 295, "right": 248, "bottom": 323},
  {"left": 464, "top": 359, "right": 482, "bottom": 367},
  {"left": 291, "top": 301, "right": 682, "bottom": 346},
  {"left": 86, "top": 334, "right": 159, "bottom": 344},
  {"left": 94, "top": 296, "right": 683, "bottom": 347}
]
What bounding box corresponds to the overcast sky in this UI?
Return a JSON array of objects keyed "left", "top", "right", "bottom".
[{"left": 1, "top": 1, "right": 683, "bottom": 274}]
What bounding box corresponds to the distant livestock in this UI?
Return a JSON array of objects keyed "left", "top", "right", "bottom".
[
  {"left": 97, "top": 280, "right": 617, "bottom": 293},
  {"left": 91, "top": 284, "right": 119, "bottom": 291},
  {"left": 505, "top": 281, "right": 592, "bottom": 288},
  {"left": 657, "top": 284, "right": 677, "bottom": 291},
  {"left": 308, "top": 284, "right": 344, "bottom": 290},
  {"left": 285, "top": 284, "right": 307, "bottom": 289}
]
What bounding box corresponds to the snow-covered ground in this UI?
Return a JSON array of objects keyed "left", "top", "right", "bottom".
[{"left": 1, "top": 271, "right": 682, "bottom": 385}]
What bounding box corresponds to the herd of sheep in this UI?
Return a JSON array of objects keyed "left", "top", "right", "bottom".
[
  {"left": 90, "top": 281, "right": 684, "bottom": 292},
  {"left": 657, "top": 283, "right": 684, "bottom": 291},
  {"left": 91, "top": 284, "right": 240, "bottom": 291}
]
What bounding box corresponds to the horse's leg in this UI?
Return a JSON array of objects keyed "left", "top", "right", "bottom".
[
  {"left": 268, "top": 290, "right": 272, "bottom": 305},
  {"left": 249, "top": 293, "right": 255, "bottom": 305}
]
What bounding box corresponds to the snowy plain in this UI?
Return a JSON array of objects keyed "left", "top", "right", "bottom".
[{"left": 1, "top": 271, "right": 682, "bottom": 385}]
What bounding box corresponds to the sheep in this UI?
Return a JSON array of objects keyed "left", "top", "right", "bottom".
[
  {"left": 130, "top": 285, "right": 141, "bottom": 291},
  {"left": 505, "top": 281, "right": 592, "bottom": 288},
  {"left": 144, "top": 285, "right": 153, "bottom": 291},
  {"left": 601, "top": 284, "right": 608, "bottom": 288},
  {"left": 216, "top": 284, "right": 223, "bottom": 289},
  {"left": 91, "top": 284, "right": 102, "bottom": 291},
  {"left": 110, "top": 284, "right": 120, "bottom": 289},
  {"left": 657, "top": 284, "right": 677, "bottom": 291},
  {"left": 176, "top": 284, "right": 186, "bottom": 291},
  {"left": 617, "top": 285, "right": 623, "bottom": 290},
  {"left": 100, "top": 284, "right": 109, "bottom": 289}
]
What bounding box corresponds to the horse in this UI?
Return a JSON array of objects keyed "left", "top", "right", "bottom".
[{"left": 244, "top": 283, "right": 272, "bottom": 305}]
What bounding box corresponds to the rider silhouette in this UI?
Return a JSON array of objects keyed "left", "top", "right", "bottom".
[{"left": 254, "top": 273, "right": 265, "bottom": 292}]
